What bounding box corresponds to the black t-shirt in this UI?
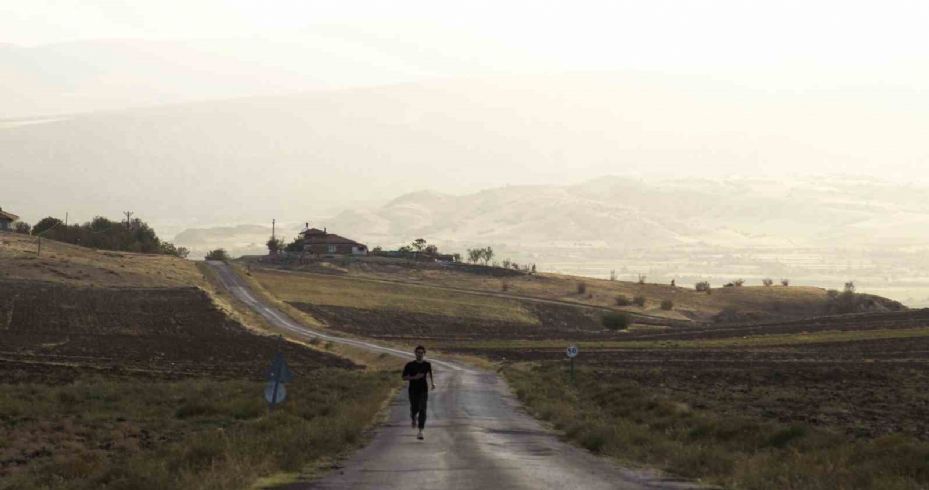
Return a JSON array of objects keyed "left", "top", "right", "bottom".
[{"left": 403, "top": 360, "right": 432, "bottom": 392}]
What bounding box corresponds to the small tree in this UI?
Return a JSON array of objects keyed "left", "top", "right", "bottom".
[
  {"left": 660, "top": 299, "right": 674, "bottom": 310},
  {"left": 637, "top": 274, "right": 646, "bottom": 284},
  {"left": 33, "top": 217, "right": 63, "bottom": 236},
  {"left": 452, "top": 253, "right": 461, "bottom": 262},
  {"left": 481, "top": 246, "right": 494, "bottom": 265},
  {"left": 266, "top": 236, "right": 284, "bottom": 255},
  {"left": 695, "top": 281, "right": 711, "bottom": 292},
  {"left": 13, "top": 221, "right": 31, "bottom": 234},
  {"left": 372, "top": 246, "right": 383, "bottom": 253},
  {"left": 412, "top": 238, "right": 427, "bottom": 252},
  {"left": 610, "top": 269, "right": 617, "bottom": 281},
  {"left": 781, "top": 279, "right": 790, "bottom": 287},
  {"left": 615, "top": 295, "right": 631, "bottom": 306},
  {"left": 577, "top": 281, "right": 587, "bottom": 294},
  {"left": 602, "top": 312, "right": 630, "bottom": 331},
  {"left": 424, "top": 244, "right": 438, "bottom": 255},
  {"left": 159, "top": 241, "right": 189, "bottom": 258},
  {"left": 844, "top": 281, "right": 856, "bottom": 293},
  {"left": 762, "top": 278, "right": 774, "bottom": 287},
  {"left": 502, "top": 258, "right": 512, "bottom": 269},
  {"left": 733, "top": 278, "right": 745, "bottom": 287},
  {"left": 467, "top": 248, "right": 483, "bottom": 264},
  {"left": 531, "top": 264, "right": 537, "bottom": 274},
  {"left": 205, "top": 248, "right": 230, "bottom": 261},
  {"left": 633, "top": 295, "right": 646, "bottom": 307}
]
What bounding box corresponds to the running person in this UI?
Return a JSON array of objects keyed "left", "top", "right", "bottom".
[{"left": 402, "top": 345, "right": 435, "bottom": 440}]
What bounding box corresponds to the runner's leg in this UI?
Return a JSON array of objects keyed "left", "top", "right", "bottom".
[{"left": 417, "top": 392, "right": 428, "bottom": 430}]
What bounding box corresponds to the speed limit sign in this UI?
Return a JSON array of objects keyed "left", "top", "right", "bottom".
[{"left": 566, "top": 344, "right": 579, "bottom": 358}]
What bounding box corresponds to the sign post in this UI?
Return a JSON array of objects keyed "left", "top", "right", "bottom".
[
  {"left": 566, "top": 344, "right": 578, "bottom": 384},
  {"left": 266, "top": 336, "right": 294, "bottom": 412}
]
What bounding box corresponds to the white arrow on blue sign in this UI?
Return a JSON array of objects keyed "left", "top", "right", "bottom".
[{"left": 265, "top": 381, "right": 287, "bottom": 404}]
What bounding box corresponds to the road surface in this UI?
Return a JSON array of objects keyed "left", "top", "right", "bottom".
[{"left": 207, "top": 262, "right": 699, "bottom": 489}]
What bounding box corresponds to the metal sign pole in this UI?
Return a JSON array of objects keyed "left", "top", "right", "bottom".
[{"left": 269, "top": 336, "right": 283, "bottom": 412}]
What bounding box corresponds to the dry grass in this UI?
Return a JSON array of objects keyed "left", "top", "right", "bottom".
[
  {"left": 0, "top": 371, "right": 398, "bottom": 490},
  {"left": 507, "top": 363, "right": 929, "bottom": 489},
  {"left": 251, "top": 268, "right": 539, "bottom": 325},
  {"left": 0, "top": 232, "right": 206, "bottom": 288},
  {"left": 269, "top": 257, "right": 831, "bottom": 322},
  {"left": 447, "top": 326, "right": 929, "bottom": 350}
]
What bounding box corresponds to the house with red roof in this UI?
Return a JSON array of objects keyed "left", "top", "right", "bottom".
[{"left": 299, "top": 226, "right": 368, "bottom": 256}]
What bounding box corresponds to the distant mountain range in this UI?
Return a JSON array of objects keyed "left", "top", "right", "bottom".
[{"left": 326, "top": 176, "right": 929, "bottom": 251}]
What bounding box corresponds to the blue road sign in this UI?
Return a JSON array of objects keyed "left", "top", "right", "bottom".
[{"left": 265, "top": 381, "right": 287, "bottom": 404}]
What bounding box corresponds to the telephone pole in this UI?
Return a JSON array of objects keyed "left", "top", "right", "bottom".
[
  {"left": 123, "top": 211, "right": 133, "bottom": 229},
  {"left": 272, "top": 219, "right": 276, "bottom": 240}
]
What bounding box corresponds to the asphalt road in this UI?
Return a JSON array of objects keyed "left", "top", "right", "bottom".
[{"left": 207, "top": 261, "right": 699, "bottom": 489}]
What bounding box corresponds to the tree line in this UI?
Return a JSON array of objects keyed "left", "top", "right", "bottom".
[{"left": 19, "top": 216, "right": 188, "bottom": 257}]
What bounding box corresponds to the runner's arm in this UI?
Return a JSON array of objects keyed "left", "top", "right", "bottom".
[{"left": 429, "top": 366, "right": 436, "bottom": 389}]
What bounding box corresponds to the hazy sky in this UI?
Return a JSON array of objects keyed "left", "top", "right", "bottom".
[{"left": 4, "top": 0, "right": 929, "bottom": 89}]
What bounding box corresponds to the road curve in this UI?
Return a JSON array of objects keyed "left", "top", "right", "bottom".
[{"left": 207, "top": 261, "right": 699, "bottom": 490}]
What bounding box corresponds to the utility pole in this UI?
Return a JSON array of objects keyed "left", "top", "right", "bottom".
[
  {"left": 272, "top": 219, "right": 276, "bottom": 240},
  {"left": 65, "top": 212, "right": 68, "bottom": 226},
  {"left": 123, "top": 211, "right": 133, "bottom": 229}
]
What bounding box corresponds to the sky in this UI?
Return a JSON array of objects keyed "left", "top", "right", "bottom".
[{"left": 4, "top": 0, "right": 929, "bottom": 90}]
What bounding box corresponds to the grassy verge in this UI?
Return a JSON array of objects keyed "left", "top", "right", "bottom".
[
  {"left": 0, "top": 370, "right": 398, "bottom": 490},
  {"left": 506, "top": 363, "right": 929, "bottom": 489}
]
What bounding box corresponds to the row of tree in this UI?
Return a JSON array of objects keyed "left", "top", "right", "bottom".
[{"left": 13, "top": 216, "right": 188, "bottom": 258}]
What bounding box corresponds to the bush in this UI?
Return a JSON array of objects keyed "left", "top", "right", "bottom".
[
  {"left": 615, "top": 295, "right": 631, "bottom": 306},
  {"left": 577, "top": 282, "right": 587, "bottom": 294},
  {"left": 633, "top": 295, "right": 646, "bottom": 307},
  {"left": 637, "top": 274, "right": 646, "bottom": 284},
  {"left": 762, "top": 278, "right": 774, "bottom": 287},
  {"left": 205, "top": 249, "right": 230, "bottom": 261},
  {"left": 660, "top": 299, "right": 674, "bottom": 310},
  {"left": 733, "top": 279, "right": 745, "bottom": 287},
  {"left": 13, "top": 221, "right": 31, "bottom": 234},
  {"left": 602, "top": 312, "right": 630, "bottom": 330},
  {"left": 695, "top": 281, "right": 711, "bottom": 292},
  {"left": 781, "top": 279, "right": 790, "bottom": 287}
]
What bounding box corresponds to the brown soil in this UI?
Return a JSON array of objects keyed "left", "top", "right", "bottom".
[{"left": 0, "top": 279, "right": 354, "bottom": 383}]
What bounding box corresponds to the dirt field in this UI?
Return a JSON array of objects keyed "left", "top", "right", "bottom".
[{"left": 0, "top": 278, "right": 353, "bottom": 383}]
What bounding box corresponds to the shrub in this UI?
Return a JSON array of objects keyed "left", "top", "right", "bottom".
[
  {"left": 633, "top": 295, "right": 646, "bottom": 307},
  {"left": 844, "top": 281, "right": 856, "bottom": 293},
  {"left": 660, "top": 299, "right": 674, "bottom": 310},
  {"left": 615, "top": 295, "right": 631, "bottom": 306},
  {"left": 577, "top": 282, "right": 587, "bottom": 294},
  {"left": 695, "top": 281, "right": 711, "bottom": 292},
  {"left": 733, "top": 279, "right": 745, "bottom": 287},
  {"left": 602, "top": 312, "right": 630, "bottom": 330},
  {"left": 637, "top": 274, "right": 647, "bottom": 284},
  {"left": 781, "top": 279, "right": 790, "bottom": 287},
  {"left": 762, "top": 278, "right": 774, "bottom": 287},
  {"left": 205, "top": 249, "right": 230, "bottom": 261}
]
